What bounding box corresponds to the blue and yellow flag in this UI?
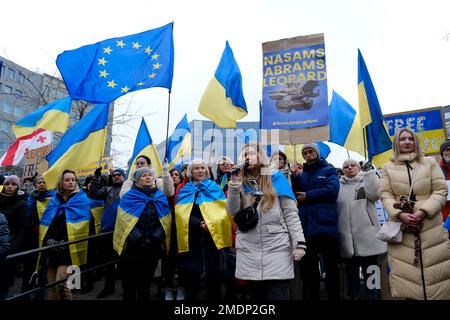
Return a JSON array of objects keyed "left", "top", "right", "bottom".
[
  {"left": 28, "top": 190, "right": 55, "bottom": 221},
  {"left": 128, "top": 118, "right": 162, "bottom": 178},
  {"left": 90, "top": 199, "right": 105, "bottom": 235},
  {"left": 113, "top": 188, "right": 171, "bottom": 255},
  {"left": 175, "top": 179, "right": 232, "bottom": 253},
  {"left": 358, "top": 49, "right": 392, "bottom": 167},
  {"left": 198, "top": 41, "right": 247, "bottom": 128},
  {"left": 43, "top": 103, "right": 109, "bottom": 189},
  {"left": 12, "top": 97, "right": 71, "bottom": 138},
  {"left": 56, "top": 22, "right": 174, "bottom": 104},
  {"left": 166, "top": 114, "right": 191, "bottom": 170},
  {"left": 284, "top": 142, "right": 331, "bottom": 164},
  {"left": 244, "top": 171, "right": 296, "bottom": 201},
  {"left": 39, "top": 190, "right": 93, "bottom": 267},
  {"left": 328, "top": 91, "right": 365, "bottom": 156}
]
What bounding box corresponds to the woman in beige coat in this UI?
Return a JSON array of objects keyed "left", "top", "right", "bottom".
[{"left": 380, "top": 128, "right": 450, "bottom": 300}]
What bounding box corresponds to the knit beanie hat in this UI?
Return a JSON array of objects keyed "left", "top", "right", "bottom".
[
  {"left": 440, "top": 139, "right": 450, "bottom": 157},
  {"left": 133, "top": 167, "right": 155, "bottom": 182},
  {"left": 33, "top": 174, "right": 45, "bottom": 186},
  {"left": 112, "top": 168, "right": 126, "bottom": 178},
  {"left": 4, "top": 175, "right": 21, "bottom": 187},
  {"left": 301, "top": 143, "right": 320, "bottom": 157}
]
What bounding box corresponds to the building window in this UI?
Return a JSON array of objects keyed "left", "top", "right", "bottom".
[
  {"left": 3, "top": 85, "right": 12, "bottom": 94},
  {"left": 14, "top": 106, "right": 24, "bottom": 117},
  {"left": 14, "top": 89, "right": 22, "bottom": 97},
  {"left": 56, "top": 90, "right": 65, "bottom": 99},
  {"left": 7, "top": 68, "right": 15, "bottom": 81},
  {"left": 16, "top": 73, "right": 24, "bottom": 84},
  {"left": 0, "top": 64, "right": 5, "bottom": 78},
  {"left": 0, "top": 120, "right": 10, "bottom": 130},
  {"left": 3, "top": 101, "right": 14, "bottom": 114}
]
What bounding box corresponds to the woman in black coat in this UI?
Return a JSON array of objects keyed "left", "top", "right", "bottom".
[
  {"left": 0, "top": 175, "right": 30, "bottom": 299},
  {"left": 0, "top": 212, "right": 11, "bottom": 299}
]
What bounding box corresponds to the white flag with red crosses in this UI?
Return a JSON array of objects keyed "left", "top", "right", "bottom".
[{"left": 0, "top": 129, "right": 52, "bottom": 166}]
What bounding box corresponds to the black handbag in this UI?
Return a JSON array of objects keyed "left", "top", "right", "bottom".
[
  {"left": 234, "top": 206, "right": 259, "bottom": 232},
  {"left": 234, "top": 193, "right": 261, "bottom": 232}
]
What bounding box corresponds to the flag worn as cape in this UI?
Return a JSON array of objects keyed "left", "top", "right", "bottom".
[
  {"left": 113, "top": 187, "right": 171, "bottom": 255},
  {"left": 39, "top": 190, "right": 93, "bottom": 267},
  {"left": 175, "top": 179, "right": 232, "bottom": 253}
]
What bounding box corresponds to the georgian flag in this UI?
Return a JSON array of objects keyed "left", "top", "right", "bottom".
[{"left": 0, "top": 129, "right": 52, "bottom": 166}]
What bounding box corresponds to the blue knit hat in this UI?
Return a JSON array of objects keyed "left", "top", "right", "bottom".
[{"left": 112, "top": 168, "right": 126, "bottom": 178}]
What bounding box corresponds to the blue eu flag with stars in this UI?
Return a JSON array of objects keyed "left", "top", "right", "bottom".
[{"left": 56, "top": 22, "right": 174, "bottom": 104}]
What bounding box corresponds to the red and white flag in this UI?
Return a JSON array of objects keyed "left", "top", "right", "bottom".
[{"left": 0, "top": 129, "right": 52, "bottom": 166}]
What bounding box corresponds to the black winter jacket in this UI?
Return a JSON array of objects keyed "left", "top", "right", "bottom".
[
  {"left": 0, "top": 191, "right": 30, "bottom": 253},
  {"left": 0, "top": 213, "right": 10, "bottom": 260}
]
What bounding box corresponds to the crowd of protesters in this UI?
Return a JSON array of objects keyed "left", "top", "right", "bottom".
[{"left": 0, "top": 137, "right": 449, "bottom": 301}]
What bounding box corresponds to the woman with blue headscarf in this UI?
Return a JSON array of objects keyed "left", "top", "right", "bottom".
[{"left": 113, "top": 167, "right": 171, "bottom": 301}]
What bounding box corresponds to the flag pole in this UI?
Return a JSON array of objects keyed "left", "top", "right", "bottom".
[
  {"left": 164, "top": 91, "right": 172, "bottom": 161},
  {"left": 363, "top": 127, "right": 368, "bottom": 160},
  {"left": 346, "top": 148, "right": 350, "bottom": 159},
  {"left": 208, "top": 122, "right": 216, "bottom": 164}
]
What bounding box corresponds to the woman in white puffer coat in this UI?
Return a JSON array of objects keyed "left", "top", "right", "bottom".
[{"left": 337, "top": 159, "right": 386, "bottom": 300}]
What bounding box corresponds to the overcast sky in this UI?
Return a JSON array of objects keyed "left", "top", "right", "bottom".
[{"left": 2, "top": 0, "right": 450, "bottom": 168}]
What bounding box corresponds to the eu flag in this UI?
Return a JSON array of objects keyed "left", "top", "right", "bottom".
[{"left": 56, "top": 22, "right": 174, "bottom": 104}]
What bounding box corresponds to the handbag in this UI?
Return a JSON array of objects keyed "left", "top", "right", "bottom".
[
  {"left": 376, "top": 220, "right": 403, "bottom": 243},
  {"left": 376, "top": 162, "right": 420, "bottom": 244},
  {"left": 234, "top": 205, "right": 259, "bottom": 232}
]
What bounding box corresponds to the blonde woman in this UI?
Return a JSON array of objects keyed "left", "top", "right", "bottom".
[
  {"left": 175, "top": 158, "right": 232, "bottom": 301},
  {"left": 226, "top": 143, "right": 306, "bottom": 300},
  {"left": 380, "top": 128, "right": 450, "bottom": 299}
]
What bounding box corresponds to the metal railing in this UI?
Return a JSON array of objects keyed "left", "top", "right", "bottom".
[{"left": 3, "top": 231, "right": 118, "bottom": 300}]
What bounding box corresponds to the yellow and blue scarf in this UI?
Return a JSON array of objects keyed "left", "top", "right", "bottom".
[
  {"left": 39, "top": 190, "right": 93, "bottom": 267},
  {"left": 244, "top": 171, "right": 296, "bottom": 201},
  {"left": 113, "top": 187, "right": 171, "bottom": 256},
  {"left": 175, "top": 179, "right": 232, "bottom": 253}
]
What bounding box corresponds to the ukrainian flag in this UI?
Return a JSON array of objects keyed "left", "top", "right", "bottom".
[
  {"left": 90, "top": 199, "right": 105, "bottom": 235},
  {"left": 12, "top": 97, "right": 71, "bottom": 138},
  {"left": 284, "top": 142, "right": 331, "bottom": 163},
  {"left": 113, "top": 188, "right": 171, "bottom": 256},
  {"left": 198, "top": 41, "right": 247, "bottom": 128},
  {"left": 28, "top": 190, "right": 55, "bottom": 220},
  {"left": 128, "top": 118, "right": 162, "bottom": 178},
  {"left": 244, "top": 171, "right": 296, "bottom": 201},
  {"left": 175, "top": 179, "right": 232, "bottom": 253},
  {"left": 166, "top": 114, "right": 191, "bottom": 170},
  {"left": 39, "top": 190, "right": 93, "bottom": 267},
  {"left": 43, "top": 103, "right": 109, "bottom": 189},
  {"left": 358, "top": 49, "right": 392, "bottom": 167},
  {"left": 328, "top": 91, "right": 365, "bottom": 156}
]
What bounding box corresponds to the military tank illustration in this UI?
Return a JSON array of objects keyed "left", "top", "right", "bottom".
[{"left": 268, "top": 80, "right": 320, "bottom": 112}]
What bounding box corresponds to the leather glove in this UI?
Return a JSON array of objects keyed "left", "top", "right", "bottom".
[
  {"left": 162, "top": 159, "right": 169, "bottom": 173},
  {"left": 293, "top": 248, "right": 306, "bottom": 261},
  {"left": 362, "top": 161, "right": 373, "bottom": 172},
  {"left": 94, "top": 166, "right": 102, "bottom": 177}
]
